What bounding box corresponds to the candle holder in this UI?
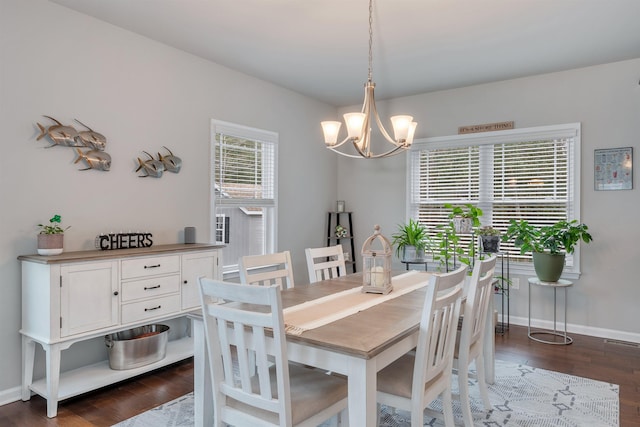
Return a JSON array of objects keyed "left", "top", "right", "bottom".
[{"left": 361, "top": 225, "right": 392, "bottom": 294}]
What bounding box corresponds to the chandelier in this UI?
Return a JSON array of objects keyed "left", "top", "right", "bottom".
[{"left": 321, "top": 0, "right": 417, "bottom": 159}]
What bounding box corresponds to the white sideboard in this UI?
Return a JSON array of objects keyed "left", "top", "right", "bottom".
[{"left": 18, "top": 243, "right": 223, "bottom": 418}]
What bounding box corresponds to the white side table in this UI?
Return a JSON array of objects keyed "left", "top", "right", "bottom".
[{"left": 528, "top": 277, "right": 573, "bottom": 345}]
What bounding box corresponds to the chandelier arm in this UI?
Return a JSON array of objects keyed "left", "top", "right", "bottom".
[
  {"left": 327, "top": 146, "right": 370, "bottom": 159},
  {"left": 367, "top": 145, "right": 406, "bottom": 159},
  {"left": 330, "top": 135, "right": 357, "bottom": 149},
  {"left": 367, "top": 83, "right": 403, "bottom": 147}
]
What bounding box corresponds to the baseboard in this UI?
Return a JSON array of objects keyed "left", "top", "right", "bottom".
[
  {"left": 0, "top": 385, "right": 23, "bottom": 407},
  {"left": 505, "top": 315, "right": 640, "bottom": 344}
]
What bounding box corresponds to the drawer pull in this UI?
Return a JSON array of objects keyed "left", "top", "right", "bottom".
[
  {"left": 144, "top": 305, "right": 162, "bottom": 312},
  {"left": 144, "top": 264, "right": 161, "bottom": 269},
  {"left": 144, "top": 285, "right": 161, "bottom": 290}
]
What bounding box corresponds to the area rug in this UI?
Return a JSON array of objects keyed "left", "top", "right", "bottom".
[{"left": 112, "top": 359, "right": 619, "bottom": 426}]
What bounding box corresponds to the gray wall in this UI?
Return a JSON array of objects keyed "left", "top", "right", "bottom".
[
  {"left": 338, "top": 58, "right": 640, "bottom": 342},
  {"left": 0, "top": 0, "right": 337, "bottom": 401}
]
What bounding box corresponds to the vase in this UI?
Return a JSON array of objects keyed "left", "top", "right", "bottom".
[
  {"left": 402, "top": 246, "right": 425, "bottom": 262},
  {"left": 532, "top": 252, "right": 565, "bottom": 282},
  {"left": 37, "top": 234, "right": 64, "bottom": 256},
  {"left": 452, "top": 217, "right": 473, "bottom": 234},
  {"left": 479, "top": 235, "right": 500, "bottom": 253}
]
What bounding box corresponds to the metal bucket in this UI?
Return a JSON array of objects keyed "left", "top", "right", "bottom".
[{"left": 105, "top": 324, "right": 169, "bottom": 370}]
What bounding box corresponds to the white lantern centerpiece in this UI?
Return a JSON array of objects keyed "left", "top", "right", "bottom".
[{"left": 361, "top": 225, "right": 393, "bottom": 294}]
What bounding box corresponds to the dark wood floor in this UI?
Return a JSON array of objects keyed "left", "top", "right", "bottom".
[{"left": 1, "top": 325, "right": 639, "bottom": 426}]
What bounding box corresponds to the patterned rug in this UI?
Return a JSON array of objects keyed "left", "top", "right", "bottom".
[{"left": 112, "top": 360, "right": 618, "bottom": 426}]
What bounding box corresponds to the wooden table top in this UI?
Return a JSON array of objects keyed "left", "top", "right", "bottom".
[{"left": 281, "top": 272, "right": 430, "bottom": 360}]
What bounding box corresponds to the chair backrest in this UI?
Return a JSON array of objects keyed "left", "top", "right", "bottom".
[
  {"left": 412, "top": 265, "right": 465, "bottom": 397},
  {"left": 460, "top": 255, "right": 497, "bottom": 357},
  {"left": 239, "top": 251, "right": 295, "bottom": 289},
  {"left": 198, "top": 278, "right": 293, "bottom": 426},
  {"left": 304, "top": 244, "right": 346, "bottom": 283}
]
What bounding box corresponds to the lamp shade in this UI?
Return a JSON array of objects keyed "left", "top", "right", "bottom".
[
  {"left": 344, "top": 113, "right": 366, "bottom": 140},
  {"left": 405, "top": 122, "right": 417, "bottom": 147},
  {"left": 390, "top": 115, "right": 413, "bottom": 142},
  {"left": 321, "top": 121, "right": 342, "bottom": 145}
]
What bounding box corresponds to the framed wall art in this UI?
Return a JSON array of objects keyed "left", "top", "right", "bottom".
[{"left": 594, "top": 147, "right": 633, "bottom": 191}]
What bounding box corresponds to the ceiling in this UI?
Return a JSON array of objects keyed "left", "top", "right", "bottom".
[{"left": 51, "top": 0, "right": 640, "bottom": 107}]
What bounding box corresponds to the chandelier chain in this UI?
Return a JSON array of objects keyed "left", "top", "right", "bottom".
[{"left": 368, "top": 0, "right": 373, "bottom": 82}]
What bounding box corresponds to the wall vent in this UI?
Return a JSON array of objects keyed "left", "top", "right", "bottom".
[{"left": 604, "top": 338, "right": 640, "bottom": 348}]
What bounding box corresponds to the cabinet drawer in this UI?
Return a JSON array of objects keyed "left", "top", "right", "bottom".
[
  {"left": 121, "top": 255, "right": 180, "bottom": 279},
  {"left": 121, "top": 275, "right": 180, "bottom": 302},
  {"left": 121, "top": 295, "right": 181, "bottom": 324}
]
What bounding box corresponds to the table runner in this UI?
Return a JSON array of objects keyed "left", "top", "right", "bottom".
[{"left": 284, "top": 271, "right": 432, "bottom": 335}]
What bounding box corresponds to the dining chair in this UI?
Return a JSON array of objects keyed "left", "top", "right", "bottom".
[
  {"left": 239, "top": 251, "right": 295, "bottom": 289},
  {"left": 455, "top": 255, "right": 497, "bottom": 427},
  {"left": 376, "top": 265, "right": 466, "bottom": 427},
  {"left": 198, "top": 277, "right": 348, "bottom": 426},
  {"left": 305, "top": 244, "right": 346, "bottom": 283}
]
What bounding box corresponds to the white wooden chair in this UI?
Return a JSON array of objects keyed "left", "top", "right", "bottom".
[
  {"left": 454, "top": 255, "right": 497, "bottom": 427},
  {"left": 376, "top": 265, "right": 466, "bottom": 427},
  {"left": 305, "top": 244, "right": 346, "bottom": 283},
  {"left": 239, "top": 251, "right": 295, "bottom": 289},
  {"left": 198, "top": 277, "right": 348, "bottom": 426}
]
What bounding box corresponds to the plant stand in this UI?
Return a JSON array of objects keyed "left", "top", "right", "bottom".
[
  {"left": 326, "top": 211, "right": 356, "bottom": 273},
  {"left": 527, "top": 278, "right": 573, "bottom": 345},
  {"left": 488, "top": 251, "right": 510, "bottom": 334}
]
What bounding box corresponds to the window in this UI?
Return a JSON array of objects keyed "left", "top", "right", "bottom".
[
  {"left": 211, "top": 120, "right": 278, "bottom": 276},
  {"left": 408, "top": 123, "right": 582, "bottom": 277}
]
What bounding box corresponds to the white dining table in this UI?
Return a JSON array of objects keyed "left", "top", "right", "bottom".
[{"left": 190, "top": 271, "right": 495, "bottom": 427}]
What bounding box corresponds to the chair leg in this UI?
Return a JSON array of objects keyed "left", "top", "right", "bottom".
[
  {"left": 458, "top": 363, "right": 475, "bottom": 427},
  {"left": 474, "top": 354, "right": 492, "bottom": 410},
  {"left": 441, "top": 387, "right": 456, "bottom": 427}
]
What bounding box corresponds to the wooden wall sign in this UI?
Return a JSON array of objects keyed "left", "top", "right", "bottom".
[{"left": 458, "top": 121, "right": 514, "bottom": 134}]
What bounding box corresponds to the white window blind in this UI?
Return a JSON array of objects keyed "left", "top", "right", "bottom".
[
  {"left": 408, "top": 123, "right": 581, "bottom": 273},
  {"left": 213, "top": 122, "right": 276, "bottom": 207}
]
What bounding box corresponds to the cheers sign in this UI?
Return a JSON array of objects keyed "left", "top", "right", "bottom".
[{"left": 95, "top": 232, "right": 153, "bottom": 250}]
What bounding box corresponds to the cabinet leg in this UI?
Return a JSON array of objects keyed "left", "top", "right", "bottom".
[
  {"left": 21, "top": 336, "right": 35, "bottom": 401},
  {"left": 44, "top": 344, "right": 62, "bottom": 418}
]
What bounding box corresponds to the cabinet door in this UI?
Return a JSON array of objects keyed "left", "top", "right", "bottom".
[
  {"left": 181, "top": 251, "right": 218, "bottom": 310},
  {"left": 60, "top": 261, "right": 118, "bottom": 337}
]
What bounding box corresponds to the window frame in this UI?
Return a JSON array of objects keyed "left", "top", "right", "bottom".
[
  {"left": 406, "top": 123, "right": 583, "bottom": 279},
  {"left": 210, "top": 120, "right": 279, "bottom": 278}
]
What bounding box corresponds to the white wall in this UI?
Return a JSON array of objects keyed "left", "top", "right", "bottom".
[
  {"left": 0, "top": 0, "right": 338, "bottom": 400},
  {"left": 339, "top": 58, "right": 640, "bottom": 342}
]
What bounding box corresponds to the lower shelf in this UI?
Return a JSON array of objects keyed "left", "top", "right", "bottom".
[{"left": 29, "top": 335, "right": 194, "bottom": 401}]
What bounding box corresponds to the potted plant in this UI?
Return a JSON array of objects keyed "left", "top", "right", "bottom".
[
  {"left": 478, "top": 225, "right": 501, "bottom": 253},
  {"left": 445, "top": 203, "right": 482, "bottom": 234},
  {"left": 502, "top": 219, "right": 593, "bottom": 282},
  {"left": 37, "top": 214, "right": 70, "bottom": 255},
  {"left": 391, "top": 219, "right": 430, "bottom": 261}
]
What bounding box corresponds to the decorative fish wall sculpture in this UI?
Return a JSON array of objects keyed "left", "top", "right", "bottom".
[
  {"left": 136, "top": 151, "right": 165, "bottom": 178},
  {"left": 36, "top": 116, "right": 82, "bottom": 147},
  {"left": 35, "top": 116, "right": 111, "bottom": 172},
  {"left": 158, "top": 146, "right": 182, "bottom": 173},
  {"left": 74, "top": 119, "right": 107, "bottom": 151},
  {"left": 74, "top": 148, "right": 112, "bottom": 171}
]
